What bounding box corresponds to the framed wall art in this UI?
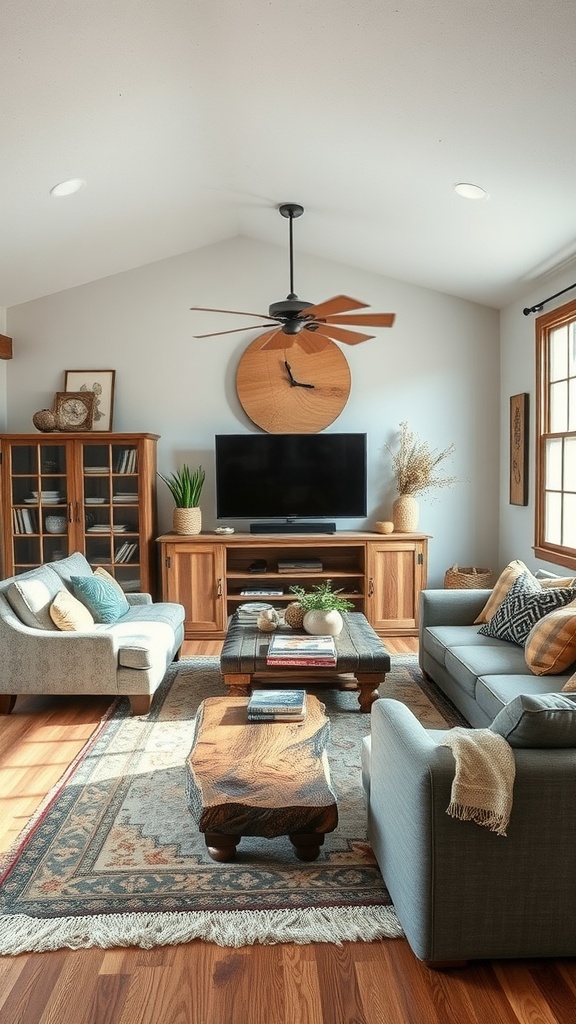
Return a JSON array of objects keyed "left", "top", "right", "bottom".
[
  {"left": 510, "top": 392, "right": 529, "bottom": 506},
  {"left": 64, "top": 370, "right": 116, "bottom": 431}
]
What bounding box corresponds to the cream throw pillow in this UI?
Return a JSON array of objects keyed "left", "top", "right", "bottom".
[
  {"left": 564, "top": 672, "right": 576, "bottom": 693},
  {"left": 50, "top": 590, "right": 95, "bottom": 631},
  {"left": 474, "top": 559, "right": 536, "bottom": 624},
  {"left": 93, "top": 566, "right": 126, "bottom": 596}
]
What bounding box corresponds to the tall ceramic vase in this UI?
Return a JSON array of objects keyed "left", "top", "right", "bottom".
[
  {"left": 392, "top": 493, "right": 419, "bottom": 532},
  {"left": 173, "top": 506, "right": 202, "bottom": 535}
]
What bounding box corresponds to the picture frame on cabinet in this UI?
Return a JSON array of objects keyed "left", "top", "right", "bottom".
[
  {"left": 64, "top": 370, "right": 116, "bottom": 431},
  {"left": 509, "top": 392, "right": 529, "bottom": 506}
]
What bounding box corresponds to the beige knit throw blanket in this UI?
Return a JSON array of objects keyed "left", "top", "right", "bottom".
[{"left": 439, "top": 728, "right": 516, "bottom": 837}]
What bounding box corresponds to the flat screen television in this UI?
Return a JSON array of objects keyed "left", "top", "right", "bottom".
[{"left": 215, "top": 433, "right": 367, "bottom": 532}]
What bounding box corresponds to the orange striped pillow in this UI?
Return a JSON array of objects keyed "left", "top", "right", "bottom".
[
  {"left": 474, "top": 559, "right": 535, "bottom": 624},
  {"left": 525, "top": 600, "right": 576, "bottom": 676},
  {"left": 563, "top": 671, "right": 576, "bottom": 693}
]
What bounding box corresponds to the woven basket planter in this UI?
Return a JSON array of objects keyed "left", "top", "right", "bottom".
[
  {"left": 444, "top": 564, "right": 493, "bottom": 590},
  {"left": 173, "top": 506, "right": 202, "bottom": 535}
]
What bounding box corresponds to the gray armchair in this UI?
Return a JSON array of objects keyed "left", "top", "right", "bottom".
[{"left": 363, "top": 697, "right": 576, "bottom": 965}]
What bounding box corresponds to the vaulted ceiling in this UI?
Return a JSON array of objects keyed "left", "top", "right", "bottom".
[{"left": 2, "top": 0, "right": 576, "bottom": 310}]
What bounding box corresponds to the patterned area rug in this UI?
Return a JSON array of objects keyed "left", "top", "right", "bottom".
[{"left": 0, "top": 655, "right": 463, "bottom": 954}]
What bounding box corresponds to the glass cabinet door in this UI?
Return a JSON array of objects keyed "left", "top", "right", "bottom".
[
  {"left": 10, "top": 442, "right": 70, "bottom": 571},
  {"left": 81, "top": 440, "right": 141, "bottom": 591}
]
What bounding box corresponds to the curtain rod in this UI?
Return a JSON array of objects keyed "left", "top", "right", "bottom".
[{"left": 523, "top": 281, "right": 576, "bottom": 315}]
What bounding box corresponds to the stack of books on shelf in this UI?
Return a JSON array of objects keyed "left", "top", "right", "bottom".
[
  {"left": 240, "top": 586, "right": 284, "bottom": 596},
  {"left": 236, "top": 601, "right": 274, "bottom": 623},
  {"left": 247, "top": 689, "right": 307, "bottom": 722},
  {"left": 115, "top": 449, "right": 138, "bottom": 474},
  {"left": 12, "top": 507, "right": 38, "bottom": 534},
  {"left": 115, "top": 541, "right": 138, "bottom": 563},
  {"left": 277, "top": 559, "right": 323, "bottom": 573},
  {"left": 266, "top": 633, "right": 337, "bottom": 667}
]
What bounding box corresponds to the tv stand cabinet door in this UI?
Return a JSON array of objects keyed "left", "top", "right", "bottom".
[
  {"left": 161, "top": 541, "right": 226, "bottom": 637},
  {"left": 366, "top": 538, "right": 428, "bottom": 635}
]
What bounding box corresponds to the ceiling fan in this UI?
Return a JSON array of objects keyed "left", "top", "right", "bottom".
[{"left": 190, "top": 203, "right": 396, "bottom": 353}]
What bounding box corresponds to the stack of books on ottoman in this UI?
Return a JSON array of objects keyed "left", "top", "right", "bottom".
[
  {"left": 247, "top": 689, "right": 307, "bottom": 722},
  {"left": 266, "top": 633, "right": 337, "bottom": 667}
]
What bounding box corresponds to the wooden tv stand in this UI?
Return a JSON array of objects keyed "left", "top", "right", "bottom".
[{"left": 157, "top": 531, "right": 429, "bottom": 640}]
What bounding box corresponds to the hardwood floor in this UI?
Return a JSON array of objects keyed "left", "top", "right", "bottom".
[{"left": 1, "top": 637, "right": 575, "bottom": 1024}]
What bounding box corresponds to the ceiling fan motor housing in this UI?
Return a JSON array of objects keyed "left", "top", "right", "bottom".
[{"left": 268, "top": 296, "right": 314, "bottom": 333}]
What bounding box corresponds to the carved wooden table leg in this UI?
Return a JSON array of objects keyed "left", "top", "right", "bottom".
[
  {"left": 289, "top": 832, "right": 325, "bottom": 861},
  {"left": 356, "top": 673, "right": 382, "bottom": 712},
  {"left": 223, "top": 673, "right": 252, "bottom": 696},
  {"left": 204, "top": 833, "right": 240, "bottom": 862}
]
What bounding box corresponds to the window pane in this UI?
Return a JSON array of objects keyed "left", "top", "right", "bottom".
[
  {"left": 545, "top": 437, "right": 563, "bottom": 489},
  {"left": 550, "top": 326, "right": 568, "bottom": 382},
  {"left": 550, "top": 380, "right": 568, "bottom": 432},
  {"left": 565, "top": 437, "right": 576, "bottom": 491},
  {"left": 545, "top": 491, "right": 562, "bottom": 544},
  {"left": 570, "top": 323, "right": 576, "bottom": 376},
  {"left": 570, "top": 378, "right": 576, "bottom": 432},
  {"left": 563, "top": 493, "right": 576, "bottom": 548}
]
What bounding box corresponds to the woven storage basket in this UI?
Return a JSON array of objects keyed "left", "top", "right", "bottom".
[{"left": 444, "top": 564, "right": 494, "bottom": 590}]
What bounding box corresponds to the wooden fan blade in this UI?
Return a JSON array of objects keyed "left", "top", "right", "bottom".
[
  {"left": 312, "top": 323, "right": 375, "bottom": 346},
  {"left": 190, "top": 306, "right": 277, "bottom": 321},
  {"left": 322, "top": 312, "right": 396, "bottom": 328},
  {"left": 296, "top": 328, "right": 332, "bottom": 354},
  {"left": 257, "top": 328, "right": 293, "bottom": 350},
  {"left": 194, "top": 324, "right": 278, "bottom": 338},
  {"left": 301, "top": 295, "right": 369, "bottom": 320}
]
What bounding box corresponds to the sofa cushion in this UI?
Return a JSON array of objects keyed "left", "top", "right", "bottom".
[
  {"left": 478, "top": 574, "right": 576, "bottom": 645},
  {"left": 50, "top": 589, "right": 96, "bottom": 631},
  {"left": 490, "top": 692, "right": 576, "bottom": 748},
  {"left": 423, "top": 625, "right": 512, "bottom": 668},
  {"left": 474, "top": 559, "right": 534, "bottom": 624},
  {"left": 48, "top": 551, "right": 94, "bottom": 586},
  {"left": 5, "top": 566, "right": 65, "bottom": 630},
  {"left": 71, "top": 574, "right": 130, "bottom": 623},
  {"left": 475, "top": 673, "right": 574, "bottom": 722},
  {"left": 524, "top": 601, "right": 576, "bottom": 675},
  {"left": 444, "top": 643, "right": 529, "bottom": 698}
]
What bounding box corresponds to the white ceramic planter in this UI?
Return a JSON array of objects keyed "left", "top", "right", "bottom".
[{"left": 303, "top": 609, "right": 344, "bottom": 637}]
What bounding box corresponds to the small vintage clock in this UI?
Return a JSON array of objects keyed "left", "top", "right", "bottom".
[
  {"left": 236, "top": 336, "right": 351, "bottom": 433},
  {"left": 53, "top": 391, "right": 96, "bottom": 431}
]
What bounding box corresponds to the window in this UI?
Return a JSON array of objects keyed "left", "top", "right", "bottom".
[{"left": 535, "top": 298, "right": 576, "bottom": 570}]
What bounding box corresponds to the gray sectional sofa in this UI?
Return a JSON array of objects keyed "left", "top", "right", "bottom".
[
  {"left": 0, "top": 552, "right": 185, "bottom": 715},
  {"left": 418, "top": 587, "right": 576, "bottom": 726}
]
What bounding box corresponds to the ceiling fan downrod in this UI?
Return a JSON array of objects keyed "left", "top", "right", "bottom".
[{"left": 270, "top": 203, "right": 313, "bottom": 332}]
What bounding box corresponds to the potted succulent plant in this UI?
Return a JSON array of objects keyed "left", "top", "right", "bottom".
[
  {"left": 158, "top": 464, "right": 205, "bottom": 535},
  {"left": 288, "top": 580, "right": 354, "bottom": 636}
]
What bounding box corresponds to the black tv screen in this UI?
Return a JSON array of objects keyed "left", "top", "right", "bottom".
[{"left": 215, "top": 433, "right": 367, "bottom": 521}]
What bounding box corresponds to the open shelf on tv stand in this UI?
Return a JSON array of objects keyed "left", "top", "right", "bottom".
[{"left": 249, "top": 521, "right": 337, "bottom": 535}]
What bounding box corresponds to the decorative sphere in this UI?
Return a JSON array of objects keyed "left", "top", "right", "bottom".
[
  {"left": 257, "top": 608, "right": 279, "bottom": 632},
  {"left": 33, "top": 409, "right": 57, "bottom": 432},
  {"left": 284, "top": 602, "right": 305, "bottom": 629}
]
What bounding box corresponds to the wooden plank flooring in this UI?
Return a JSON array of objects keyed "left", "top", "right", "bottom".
[{"left": 1, "top": 637, "right": 575, "bottom": 1024}]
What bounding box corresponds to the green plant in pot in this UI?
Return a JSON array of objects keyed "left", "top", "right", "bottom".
[
  {"left": 158, "top": 464, "right": 205, "bottom": 536},
  {"left": 288, "top": 580, "right": 354, "bottom": 637}
]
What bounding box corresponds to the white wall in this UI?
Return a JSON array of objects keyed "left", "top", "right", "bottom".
[
  {"left": 6, "top": 237, "right": 500, "bottom": 586},
  {"left": 500, "top": 263, "right": 576, "bottom": 575}
]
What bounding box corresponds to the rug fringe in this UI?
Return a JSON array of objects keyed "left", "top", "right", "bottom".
[{"left": 0, "top": 906, "right": 403, "bottom": 955}]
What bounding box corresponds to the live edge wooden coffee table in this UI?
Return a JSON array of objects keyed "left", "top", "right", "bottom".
[
  {"left": 185, "top": 694, "right": 338, "bottom": 862},
  {"left": 220, "top": 611, "right": 391, "bottom": 713}
]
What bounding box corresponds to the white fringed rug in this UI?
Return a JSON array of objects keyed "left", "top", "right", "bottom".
[{"left": 0, "top": 655, "right": 460, "bottom": 954}]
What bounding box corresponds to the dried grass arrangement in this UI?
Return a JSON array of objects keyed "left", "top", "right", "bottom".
[{"left": 385, "top": 421, "right": 460, "bottom": 497}]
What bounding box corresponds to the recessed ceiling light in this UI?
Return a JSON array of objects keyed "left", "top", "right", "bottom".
[
  {"left": 50, "top": 178, "right": 87, "bottom": 197},
  {"left": 454, "top": 182, "right": 488, "bottom": 200}
]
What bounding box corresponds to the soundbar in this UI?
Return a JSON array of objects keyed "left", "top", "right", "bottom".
[{"left": 249, "top": 522, "right": 337, "bottom": 535}]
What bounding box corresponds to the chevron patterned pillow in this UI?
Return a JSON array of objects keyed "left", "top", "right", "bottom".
[{"left": 478, "top": 572, "right": 576, "bottom": 646}]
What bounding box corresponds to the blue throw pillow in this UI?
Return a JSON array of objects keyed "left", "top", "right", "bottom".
[
  {"left": 71, "top": 574, "right": 130, "bottom": 624},
  {"left": 478, "top": 572, "right": 576, "bottom": 646}
]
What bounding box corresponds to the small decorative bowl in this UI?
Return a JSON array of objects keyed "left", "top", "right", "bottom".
[
  {"left": 45, "top": 515, "right": 67, "bottom": 534},
  {"left": 375, "top": 521, "right": 394, "bottom": 534}
]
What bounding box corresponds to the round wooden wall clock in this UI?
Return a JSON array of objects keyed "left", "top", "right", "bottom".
[{"left": 236, "top": 337, "right": 351, "bottom": 433}]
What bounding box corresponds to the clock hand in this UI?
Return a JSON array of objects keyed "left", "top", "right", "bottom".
[{"left": 284, "top": 361, "right": 315, "bottom": 389}]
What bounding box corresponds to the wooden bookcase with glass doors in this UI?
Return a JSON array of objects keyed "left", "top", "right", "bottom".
[{"left": 0, "top": 433, "right": 159, "bottom": 594}]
